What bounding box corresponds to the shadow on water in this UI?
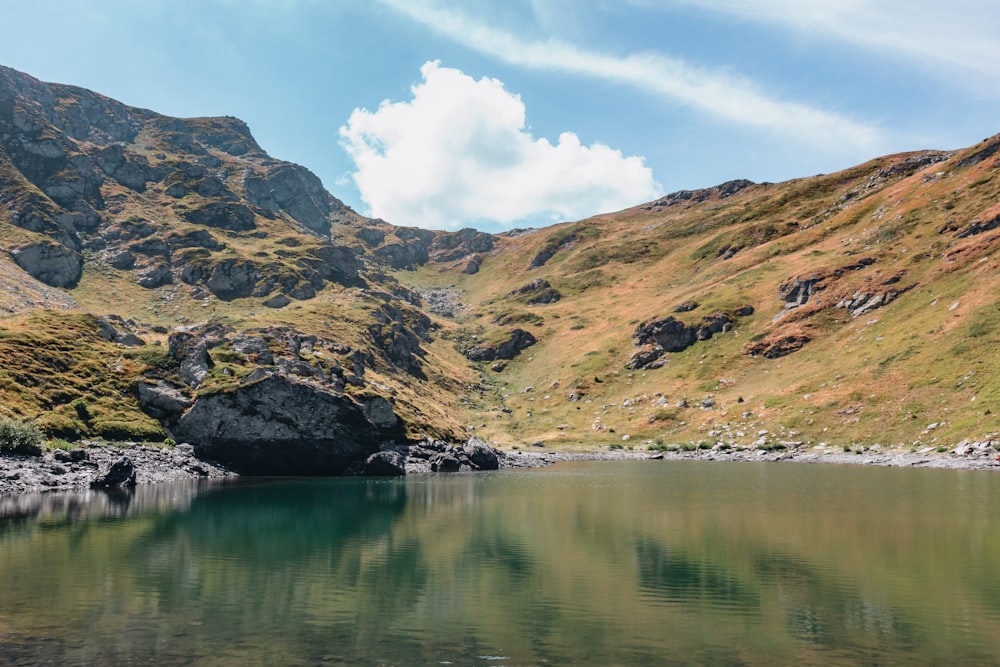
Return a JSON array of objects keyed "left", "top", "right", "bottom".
[{"left": 0, "top": 478, "right": 426, "bottom": 666}]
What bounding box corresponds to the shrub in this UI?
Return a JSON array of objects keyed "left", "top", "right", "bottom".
[
  {"left": 127, "top": 346, "right": 178, "bottom": 371},
  {"left": 0, "top": 418, "right": 45, "bottom": 455}
]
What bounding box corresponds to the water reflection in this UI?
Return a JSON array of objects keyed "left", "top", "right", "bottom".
[{"left": 0, "top": 463, "right": 999, "bottom": 665}]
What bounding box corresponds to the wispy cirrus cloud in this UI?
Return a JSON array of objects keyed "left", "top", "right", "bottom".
[
  {"left": 651, "top": 0, "right": 1000, "bottom": 86},
  {"left": 377, "top": 0, "right": 882, "bottom": 154}
]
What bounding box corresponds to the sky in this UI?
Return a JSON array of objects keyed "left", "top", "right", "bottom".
[{"left": 2, "top": 1, "right": 998, "bottom": 232}]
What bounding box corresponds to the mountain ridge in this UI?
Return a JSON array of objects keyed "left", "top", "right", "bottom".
[{"left": 1, "top": 64, "right": 997, "bottom": 474}]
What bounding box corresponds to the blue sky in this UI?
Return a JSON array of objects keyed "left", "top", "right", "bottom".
[{"left": 2, "top": 1, "right": 998, "bottom": 232}]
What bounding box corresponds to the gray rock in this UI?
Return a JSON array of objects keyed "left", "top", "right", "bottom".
[
  {"left": 181, "top": 202, "right": 256, "bottom": 232},
  {"left": 90, "top": 456, "right": 137, "bottom": 489},
  {"left": 430, "top": 452, "right": 462, "bottom": 472},
  {"left": 96, "top": 315, "right": 145, "bottom": 347},
  {"left": 136, "top": 262, "right": 172, "bottom": 288},
  {"left": 364, "top": 450, "right": 407, "bottom": 476},
  {"left": 137, "top": 380, "right": 193, "bottom": 419},
  {"left": 464, "top": 437, "right": 499, "bottom": 470},
  {"left": 168, "top": 332, "right": 213, "bottom": 388},
  {"left": 780, "top": 276, "right": 823, "bottom": 306},
  {"left": 263, "top": 294, "right": 290, "bottom": 309},
  {"left": 429, "top": 228, "right": 495, "bottom": 263},
  {"left": 172, "top": 375, "right": 402, "bottom": 475},
  {"left": 10, "top": 241, "right": 83, "bottom": 288},
  {"left": 374, "top": 240, "right": 430, "bottom": 269},
  {"left": 465, "top": 328, "right": 537, "bottom": 362},
  {"left": 362, "top": 396, "right": 399, "bottom": 429},
  {"left": 626, "top": 344, "right": 667, "bottom": 371}
]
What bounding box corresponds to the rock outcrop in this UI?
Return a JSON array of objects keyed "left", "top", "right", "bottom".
[
  {"left": 172, "top": 375, "right": 403, "bottom": 475},
  {"left": 465, "top": 328, "right": 537, "bottom": 362},
  {"left": 509, "top": 278, "right": 561, "bottom": 304},
  {"left": 627, "top": 311, "right": 744, "bottom": 370},
  {"left": 10, "top": 241, "right": 82, "bottom": 288}
]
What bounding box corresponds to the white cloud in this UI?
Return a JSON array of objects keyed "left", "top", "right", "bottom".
[
  {"left": 376, "top": 0, "right": 882, "bottom": 155},
  {"left": 339, "top": 61, "right": 661, "bottom": 230}
]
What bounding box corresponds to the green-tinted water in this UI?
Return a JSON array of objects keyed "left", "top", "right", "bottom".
[{"left": 1, "top": 461, "right": 999, "bottom": 666}]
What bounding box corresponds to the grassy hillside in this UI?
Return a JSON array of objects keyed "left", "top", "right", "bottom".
[{"left": 404, "top": 137, "right": 1000, "bottom": 451}]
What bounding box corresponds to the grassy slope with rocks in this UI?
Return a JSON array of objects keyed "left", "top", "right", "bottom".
[
  {"left": 0, "top": 63, "right": 997, "bottom": 467},
  {"left": 406, "top": 139, "right": 1000, "bottom": 455}
]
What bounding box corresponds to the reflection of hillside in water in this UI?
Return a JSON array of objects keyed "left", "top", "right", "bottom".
[{"left": 1, "top": 463, "right": 999, "bottom": 665}]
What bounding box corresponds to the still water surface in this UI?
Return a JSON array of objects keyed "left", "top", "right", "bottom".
[{"left": 1, "top": 460, "right": 1000, "bottom": 666}]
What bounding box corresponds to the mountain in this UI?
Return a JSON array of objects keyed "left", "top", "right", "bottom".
[{"left": 1, "top": 65, "right": 997, "bottom": 473}]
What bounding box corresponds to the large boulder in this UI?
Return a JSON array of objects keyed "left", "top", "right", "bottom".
[
  {"left": 10, "top": 241, "right": 82, "bottom": 288},
  {"left": 171, "top": 375, "right": 403, "bottom": 475},
  {"left": 633, "top": 316, "right": 697, "bottom": 353},
  {"left": 463, "top": 437, "right": 499, "bottom": 471},
  {"left": 90, "top": 456, "right": 137, "bottom": 489},
  {"left": 363, "top": 450, "right": 407, "bottom": 477}
]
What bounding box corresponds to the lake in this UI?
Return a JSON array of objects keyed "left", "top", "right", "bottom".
[{"left": 1, "top": 460, "right": 999, "bottom": 666}]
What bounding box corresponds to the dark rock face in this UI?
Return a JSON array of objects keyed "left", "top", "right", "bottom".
[
  {"left": 642, "top": 179, "right": 756, "bottom": 211},
  {"left": 633, "top": 316, "right": 697, "bottom": 354},
  {"left": 953, "top": 213, "right": 1000, "bottom": 239},
  {"left": 363, "top": 450, "right": 407, "bottom": 476},
  {"left": 835, "top": 278, "right": 915, "bottom": 318},
  {"left": 181, "top": 202, "right": 256, "bottom": 232},
  {"left": 172, "top": 375, "right": 403, "bottom": 475},
  {"left": 465, "top": 329, "right": 537, "bottom": 362},
  {"left": 626, "top": 343, "right": 669, "bottom": 371},
  {"left": 509, "top": 278, "right": 561, "bottom": 304},
  {"left": 430, "top": 452, "right": 462, "bottom": 472},
  {"left": 259, "top": 163, "right": 335, "bottom": 235},
  {"left": 374, "top": 241, "right": 430, "bottom": 269},
  {"left": 627, "top": 311, "right": 738, "bottom": 370},
  {"left": 90, "top": 456, "right": 137, "bottom": 489}
]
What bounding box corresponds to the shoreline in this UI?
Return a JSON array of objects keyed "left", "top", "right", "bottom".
[
  {"left": 0, "top": 442, "right": 234, "bottom": 497},
  {"left": 2, "top": 440, "right": 997, "bottom": 498},
  {"left": 502, "top": 442, "right": 1000, "bottom": 471}
]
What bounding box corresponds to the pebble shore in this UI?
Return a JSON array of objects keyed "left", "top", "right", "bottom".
[
  {"left": 0, "top": 442, "right": 234, "bottom": 496},
  {"left": 2, "top": 440, "right": 996, "bottom": 498},
  {"left": 504, "top": 442, "right": 1000, "bottom": 471}
]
